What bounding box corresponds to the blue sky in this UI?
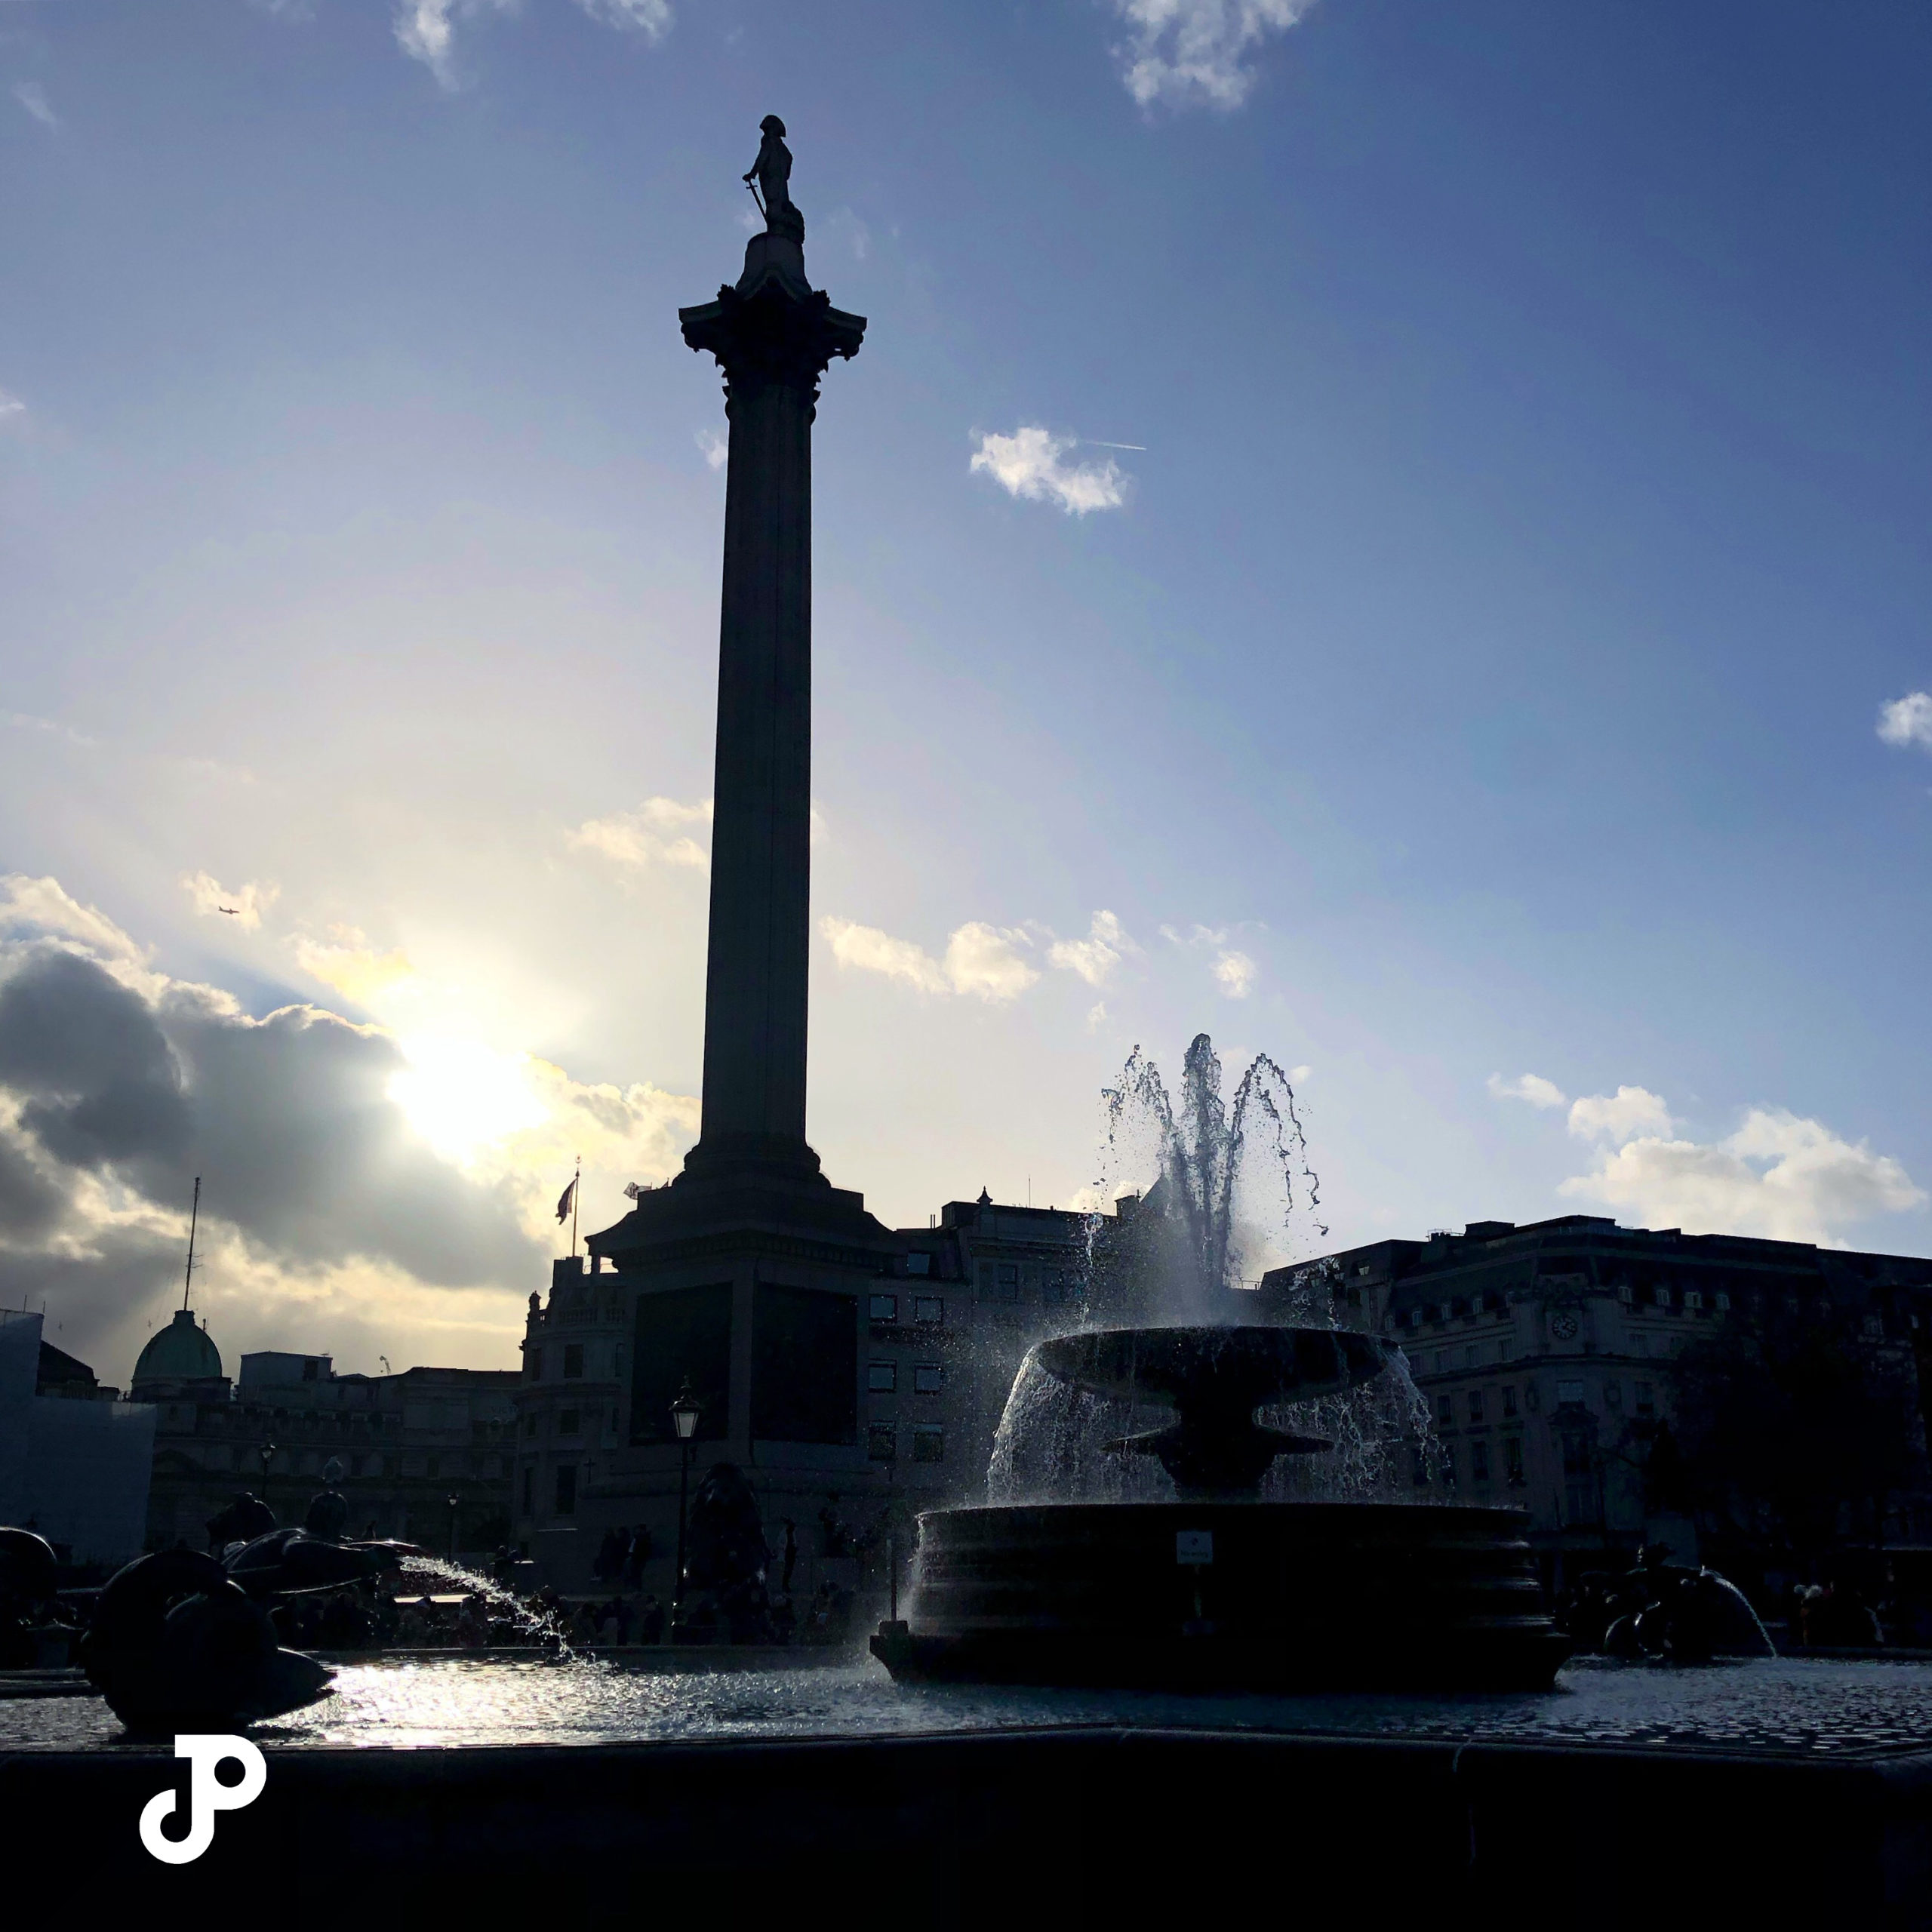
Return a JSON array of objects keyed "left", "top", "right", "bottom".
[{"left": 2, "top": 0, "right": 1929, "bottom": 1378}]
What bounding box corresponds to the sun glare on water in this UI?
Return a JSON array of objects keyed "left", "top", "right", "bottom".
[{"left": 389, "top": 1034, "right": 549, "bottom": 1164}]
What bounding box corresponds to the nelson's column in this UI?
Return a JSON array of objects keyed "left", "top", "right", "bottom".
[{"left": 532, "top": 120, "right": 902, "bottom": 1579}]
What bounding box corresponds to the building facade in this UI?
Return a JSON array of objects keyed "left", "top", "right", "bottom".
[
  {"left": 1271, "top": 1214, "right": 1932, "bottom": 1586},
  {"left": 135, "top": 1314, "right": 517, "bottom": 1554}
]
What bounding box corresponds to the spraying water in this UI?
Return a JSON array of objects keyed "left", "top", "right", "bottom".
[{"left": 986, "top": 1033, "right": 1438, "bottom": 1503}]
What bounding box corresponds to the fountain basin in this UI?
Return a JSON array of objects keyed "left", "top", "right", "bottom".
[{"left": 874, "top": 1500, "right": 1571, "bottom": 1693}]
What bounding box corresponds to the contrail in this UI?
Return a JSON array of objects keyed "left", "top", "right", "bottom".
[{"left": 1083, "top": 440, "right": 1146, "bottom": 451}]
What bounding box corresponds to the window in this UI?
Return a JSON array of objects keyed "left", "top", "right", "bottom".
[
  {"left": 1435, "top": 1393, "right": 1454, "bottom": 1429},
  {"left": 426, "top": 1455, "right": 440, "bottom": 1478},
  {"left": 1634, "top": 1381, "right": 1654, "bottom": 1416},
  {"left": 302, "top": 1358, "right": 319, "bottom": 1382},
  {"left": 558, "top": 1409, "right": 580, "bottom": 1436},
  {"left": 1864, "top": 1314, "right": 1884, "bottom": 1339},
  {"left": 1504, "top": 1437, "right": 1524, "bottom": 1486},
  {"left": 521, "top": 1466, "right": 533, "bottom": 1514},
  {"left": 906, "top": 1253, "right": 932, "bottom": 1277},
  {"left": 913, "top": 1297, "right": 944, "bottom": 1325},
  {"left": 523, "top": 1412, "right": 537, "bottom": 1438},
  {"left": 563, "top": 1343, "right": 584, "bottom": 1380},
  {"left": 912, "top": 1426, "right": 944, "bottom": 1463},
  {"left": 1410, "top": 1450, "right": 1429, "bottom": 1486},
  {"left": 867, "top": 1423, "right": 897, "bottom": 1461},
  {"left": 867, "top": 1361, "right": 898, "bottom": 1394},
  {"left": 1524, "top": 1386, "right": 1540, "bottom": 1414},
  {"left": 996, "top": 1263, "right": 1020, "bottom": 1303},
  {"left": 1604, "top": 1381, "right": 1621, "bottom": 1408},
  {"left": 913, "top": 1364, "right": 944, "bottom": 1395},
  {"left": 526, "top": 1347, "right": 543, "bottom": 1381},
  {"left": 554, "top": 1466, "right": 577, "bottom": 1515},
  {"left": 1502, "top": 1386, "right": 1518, "bottom": 1419},
  {"left": 1467, "top": 1390, "right": 1484, "bottom": 1425},
  {"left": 1470, "top": 1439, "right": 1491, "bottom": 1483},
  {"left": 1654, "top": 1286, "right": 1673, "bottom": 1309},
  {"left": 350, "top": 1454, "right": 365, "bottom": 1478},
  {"left": 1714, "top": 1291, "right": 1731, "bottom": 1312},
  {"left": 869, "top": 1294, "right": 898, "bottom": 1322},
  {"left": 1043, "top": 1272, "right": 1067, "bottom": 1305},
  {"left": 1683, "top": 1291, "right": 1703, "bottom": 1313},
  {"left": 1617, "top": 1283, "right": 1634, "bottom": 1304},
  {"left": 1556, "top": 1380, "right": 1585, "bottom": 1407}
]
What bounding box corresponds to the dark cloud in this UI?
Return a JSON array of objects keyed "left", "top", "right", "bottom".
[{"left": 0, "top": 943, "right": 539, "bottom": 1294}]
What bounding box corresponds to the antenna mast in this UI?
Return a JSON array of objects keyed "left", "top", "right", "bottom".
[{"left": 182, "top": 1176, "right": 202, "bottom": 1312}]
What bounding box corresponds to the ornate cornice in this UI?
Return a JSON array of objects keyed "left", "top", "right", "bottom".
[{"left": 679, "top": 277, "right": 866, "bottom": 407}]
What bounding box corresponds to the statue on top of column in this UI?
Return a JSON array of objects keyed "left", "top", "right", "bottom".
[{"left": 743, "top": 114, "right": 805, "bottom": 245}]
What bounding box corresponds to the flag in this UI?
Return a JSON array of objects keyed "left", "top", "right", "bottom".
[{"left": 555, "top": 1177, "right": 577, "bottom": 1225}]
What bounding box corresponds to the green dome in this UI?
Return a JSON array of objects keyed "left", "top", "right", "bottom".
[{"left": 133, "top": 1307, "right": 224, "bottom": 1386}]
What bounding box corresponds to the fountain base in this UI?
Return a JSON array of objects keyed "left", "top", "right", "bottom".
[{"left": 872, "top": 1501, "right": 1571, "bottom": 1693}]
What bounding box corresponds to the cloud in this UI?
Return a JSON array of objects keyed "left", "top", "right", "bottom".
[
  {"left": 1048, "top": 910, "right": 1134, "bottom": 986},
  {"left": 0, "top": 878, "right": 701, "bottom": 1381},
  {"left": 568, "top": 795, "right": 712, "bottom": 869},
  {"left": 820, "top": 916, "right": 1040, "bottom": 1002},
  {"left": 12, "top": 82, "right": 57, "bottom": 128},
  {"left": 1878, "top": 692, "right": 1932, "bottom": 753},
  {"left": 573, "top": 0, "right": 672, "bottom": 38},
  {"left": 293, "top": 930, "right": 419, "bottom": 1005},
  {"left": 1109, "top": 0, "right": 1318, "bottom": 111},
  {"left": 1567, "top": 1084, "right": 1673, "bottom": 1146},
  {"left": 1561, "top": 1107, "right": 1924, "bottom": 1244},
  {"left": 1212, "top": 949, "right": 1257, "bottom": 998},
  {"left": 970, "top": 427, "right": 1128, "bottom": 515},
  {"left": 0, "top": 392, "right": 24, "bottom": 419},
  {"left": 180, "top": 871, "right": 280, "bottom": 932},
  {"left": 696, "top": 428, "right": 728, "bottom": 471},
  {"left": 1086, "top": 1001, "right": 1109, "bottom": 1033},
  {"left": 395, "top": 0, "right": 670, "bottom": 85},
  {"left": 393, "top": 0, "right": 516, "bottom": 88},
  {"left": 1488, "top": 1072, "right": 1569, "bottom": 1110}
]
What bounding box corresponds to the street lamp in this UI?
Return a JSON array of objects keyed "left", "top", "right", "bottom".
[
  {"left": 671, "top": 1378, "right": 701, "bottom": 1612},
  {"left": 447, "top": 1491, "right": 460, "bottom": 1562},
  {"left": 257, "top": 1441, "right": 277, "bottom": 1514}
]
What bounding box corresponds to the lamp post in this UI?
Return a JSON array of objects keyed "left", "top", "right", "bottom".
[
  {"left": 447, "top": 1491, "right": 460, "bottom": 1562},
  {"left": 258, "top": 1441, "right": 277, "bottom": 1517},
  {"left": 671, "top": 1378, "right": 702, "bottom": 1611}
]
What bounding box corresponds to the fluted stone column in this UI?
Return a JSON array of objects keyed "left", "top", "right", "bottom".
[{"left": 679, "top": 233, "right": 864, "bottom": 1183}]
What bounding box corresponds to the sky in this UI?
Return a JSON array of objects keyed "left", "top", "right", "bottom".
[{"left": 2, "top": 0, "right": 1930, "bottom": 1386}]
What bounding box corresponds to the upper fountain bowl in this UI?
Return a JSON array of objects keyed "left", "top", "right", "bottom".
[{"left": 1029, "top": 1324, "right": 1389, "bottom": 1498}]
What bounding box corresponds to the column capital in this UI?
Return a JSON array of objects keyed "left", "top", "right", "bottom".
[{"left": 680, "top": 238, "right": 866, "bottom": 401}]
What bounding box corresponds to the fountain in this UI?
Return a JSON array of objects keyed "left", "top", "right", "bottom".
[{"left": 873, "top": 1036, "right": 1573, "bottom": 1692}]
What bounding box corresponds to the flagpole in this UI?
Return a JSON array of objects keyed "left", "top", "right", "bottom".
[
  {"left": 571, "top": 1155, "right": 581, "bottom": 1260},
  {"left": 182, "top": 1176, "right": 202, "bottom": 1312}
]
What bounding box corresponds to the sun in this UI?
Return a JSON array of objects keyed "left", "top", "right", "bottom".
[{"left": 388, "top": 1033, "right": 549, "bottom": 1165}]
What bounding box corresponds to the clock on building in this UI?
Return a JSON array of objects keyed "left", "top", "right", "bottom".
[{"left": 1549, "top": 1312, "right": 1580, "bottom": 1340}]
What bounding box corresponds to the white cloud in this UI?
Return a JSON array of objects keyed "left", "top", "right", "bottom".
[
  {"left": 574, "top": 0, "right": 672, "bottom": 40},
  {"left": 696, "top": 428, "right": 728, "bottom": 471},
  {"left": 180, "top": 872, "right": 280, "bottom": 933},
  {"left": 1878, "top": 692, "right": 1932, "bottom": 753},
  {"left": 820, "top": 916, "right": 1040, "bottom": 1003},
  {"left": 1048, "top": 909, "right": 1133, "bottom": 986},
  {"left": 568, "top": 795, "right": 712, "bottom": 870},
  {"left": 293, "top": 929, "right": 419, "bottom": 1006},
  {"left": 393, "top": 0, "right": 515, "bottom": 88},
  {"left": 1110, "top": 0, "right": 1317, "bottom": 111},
  {"left": 970, "top": 427, "right": 1127, "bottom": 516},
  {"left": 1567, "top": 1084, "right": 1673, "bottom": 1146},
  {"left": 12, "top": 82, "right": 57, "bottom": 129},
  {"left": 1086, "top": 1001, "right": 1109, "bottom": 1033},
  {"left": 0, "top": 392, "right": 25, "bottom": 419},
  {"left": 1213, "top": 949, "right": 1257, "bottom": 998},
  {"left": 944, "top": 922, "right": 1041, "bottom": 1001},
  {"left": 1561, "top": 1107, "right": 1924, "bottom": 1244},
  {"left": 1487, "top": 1072, "right": 1568, "bottom": 1110},
  {"left": 1289, "top": 1064, "right": 1312, "bottom": 1084}
]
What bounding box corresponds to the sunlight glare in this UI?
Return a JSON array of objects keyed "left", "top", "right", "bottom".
[{"left": 389, "top": 1034, "right": 549, "bottom": 1164}]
